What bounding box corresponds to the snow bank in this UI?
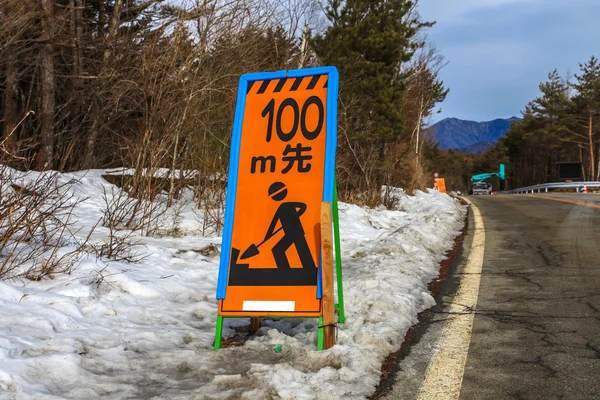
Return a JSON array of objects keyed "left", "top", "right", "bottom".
[{"left": 0, "top": 170, "right": 465, "bottom": 399}]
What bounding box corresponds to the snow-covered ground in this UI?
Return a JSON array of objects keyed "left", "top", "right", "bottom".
[{"left": 0, "top": 170, "right": 465, "bottom": 399}]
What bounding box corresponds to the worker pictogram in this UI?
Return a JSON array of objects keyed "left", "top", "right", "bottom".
[
  {"left": 258, "top": 181, "right": 315, "bottom": 270},
  {"left": 227, "top": 181, "right": 317, "bottom": 286}
]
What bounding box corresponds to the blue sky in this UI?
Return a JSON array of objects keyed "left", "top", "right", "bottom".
[{"left": 418, "top": 0, "right": 600, "bottom": 123}]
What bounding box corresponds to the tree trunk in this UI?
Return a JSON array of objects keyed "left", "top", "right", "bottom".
[
  {"left": 579, "top": 145, "right": 586, "bottom": 180},
  {"left": 168, "top": 130, "right": 180, "bottom": 207},
  {"left": 71, "top": 0, "right": 82, "bottom": 83},
  {"left": 85, "top": 112, "right": 100, "bottom": 168},
  {"left": 168, "top": 94, "right": 192, "bottom": 206},
  {"left": 297, "top": 23, "right": 309, "bottom": 69},
  {"left": 2, "top": 4, "right": 19, "bottom": 152},
  {"left": 588, "top": 110, "right": 595, "bottom": 180},
  {"left": 3, "top": 50, "right": 18, "bottom": 151},
  {"left": 38, "top": 0, "right": 55, "bottom": 170},
  {"left": 104, "top": 0, "right": 123, "bottom": 61},
  {"left": 414, "top": 93, "right": 424, "bottom": 169},
  {"left": 597, "top": 142, "right": 600, "bottom": 181},
  {"left": 86, "top": 0, "right": 123, "bottom": 167},
  {"left": 98, "top": 0, "right": 105, "bottom": 38}
]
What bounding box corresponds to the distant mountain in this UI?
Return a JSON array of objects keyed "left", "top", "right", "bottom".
[
  {"left": 425, "top": 117, "right": 519, "bottom": 154},
  {"left": 452, "top": 141, "right": 496, "bottom": 155}
]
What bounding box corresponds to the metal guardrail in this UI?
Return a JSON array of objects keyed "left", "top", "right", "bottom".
[{"left": 506, "top": 181, "right": 600, "bottom": 194}]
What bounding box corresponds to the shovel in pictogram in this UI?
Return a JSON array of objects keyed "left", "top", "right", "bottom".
[{"left": 240, "top": 227, "right": 283, "bottom": 260}]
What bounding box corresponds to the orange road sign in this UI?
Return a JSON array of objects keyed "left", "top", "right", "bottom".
[
  {"left": 216, "top": 68, "right": 339, "bottom": 317},
  {"left": 435, "top": 178, "right": 447, "bottom": 193}
]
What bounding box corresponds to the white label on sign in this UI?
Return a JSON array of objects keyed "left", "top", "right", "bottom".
[{"left": 242, "top": 301, "right": 296, "bottom": 311}]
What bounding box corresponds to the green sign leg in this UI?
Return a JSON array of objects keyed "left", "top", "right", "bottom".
[
  {"left": 333, "top": 182, "right": 345, "bottom": 324},
  {"left": 317, "top": 316, "right": 324, "bottom": 351},
  {"left": 214, "top": 315, "right": 223, "bottom": 350}
]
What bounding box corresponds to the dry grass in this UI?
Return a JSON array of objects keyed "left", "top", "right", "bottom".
[{"left": 0, "top": 166, "right": 90, "bottom": 280}]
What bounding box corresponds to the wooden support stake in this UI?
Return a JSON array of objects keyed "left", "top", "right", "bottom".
[
  {"left": 249, "top": 317, "right": 261, "bottom": 333},
  {"left": 321, "top": 202, "right": 335, "bottom": 350}
]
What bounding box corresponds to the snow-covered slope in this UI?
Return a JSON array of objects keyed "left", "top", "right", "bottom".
[{"left": 0, "top": 170, "right": 465, "bottom": 399}]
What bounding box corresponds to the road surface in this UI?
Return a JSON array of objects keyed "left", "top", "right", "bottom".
[{"left": 384, "top": 193, "right": 600, "bottom": 400}]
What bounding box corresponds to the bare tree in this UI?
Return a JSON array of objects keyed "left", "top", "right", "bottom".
[
  {"left": 38, "top": 0, "right": 56, "bottom": 169},
  {"left": 401, "top": 40, "right": 449, "bottom": 189}
]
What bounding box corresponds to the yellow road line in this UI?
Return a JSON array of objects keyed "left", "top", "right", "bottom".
[
  {"left": 416, "top": 198, "right": 485, "bottom": 400},
  {"left": 524, "top": 194, "right": 600, "bottom": 209}
]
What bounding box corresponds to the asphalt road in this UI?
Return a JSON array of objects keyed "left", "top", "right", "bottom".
[
  {"left": 383, "top": 193, "right": 600, "bottom": 400},
  {"left": 461, "top": 193, "right": 600, "bottom": 399}
]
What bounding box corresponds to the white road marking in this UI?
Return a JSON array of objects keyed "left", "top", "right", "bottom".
[
  {"left": 416, "top": 198, "right": 485, "bottom": 400},
  {"left": 242, "top": 301, "right": 295, "bottom": 311}
]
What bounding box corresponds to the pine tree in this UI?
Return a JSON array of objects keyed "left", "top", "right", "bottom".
[
  {"left": 528, "top": 69, "right": 571, "bottom": 122},
  {"left": 573, "top": 56, "right": 600, "bottom": 179},
  {"left": 573, "top": 56, "right": 600, "bottom": 109},
  {"left": 312, "top": 0, "right": 431, "bottom": 149}
]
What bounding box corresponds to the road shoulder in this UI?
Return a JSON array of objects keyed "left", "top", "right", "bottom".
[{"left": 374, "top": 201, "right": 475, "bottom": 399}]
